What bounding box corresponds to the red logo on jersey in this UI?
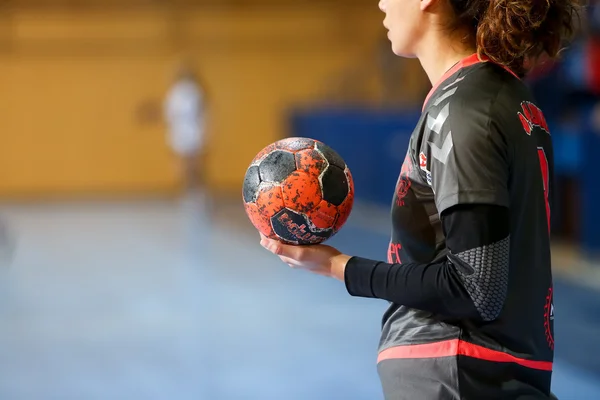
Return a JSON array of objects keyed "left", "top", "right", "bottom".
[
  {"left": 544, "top": 287, "right": 555, "bottom": 350},
  {"left": 387, "top": 242, "right": 402, "bottom": 264},
  {"left": 419, "top": 152, "right": 432, "bottom": 186},
  {"left": 419, "top": 152, "right": 427, "bottom": 169},
  {"left": 395, "top": 153, "right": 413, "bottom": 207},
  {"left": 519, "top": 102, "right": 550, "bottom": 135}
]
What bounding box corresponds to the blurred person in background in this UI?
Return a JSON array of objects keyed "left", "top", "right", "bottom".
[
  {"left": 261, "top": 0, "right": 579, "bottom": 399},
  {"left": 527, "top": 1, "right": 600, "bottom": 129},
  {"left": 584, "top": 1, "right": 600, "bottom": 130},
  {"left": 164, "top": 62, "right": 207, "bottom": 193},
  {"left": 0, "top": 218, "right": 15, "bottom": 268}
]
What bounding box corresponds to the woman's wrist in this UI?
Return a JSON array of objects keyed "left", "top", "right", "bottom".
[{"left": 330, "top": 253, "right": 352, "bottom": 281}]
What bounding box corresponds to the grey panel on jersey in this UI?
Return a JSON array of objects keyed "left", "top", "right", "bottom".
[
  {"left": 451, "top": 236, "right": 510, "bottom": 321},
  {"left": 378, "top": 358, "right": 460, "bottom": 400}
]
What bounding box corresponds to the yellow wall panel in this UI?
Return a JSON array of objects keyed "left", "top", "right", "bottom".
[
  {"left": 0, "top": 5, "right": 385, "bottom": 197},
  {"left": 199, "top": 49, "right": 361, "bottom": 190},
  {"left": 180, "top": 7, "right": 347, "bottom": 47},
  {"left": 0, "top": 56, "right": 176, "bottom": 195},
  {"left": 13, "top": 10, "right": 170, "bottom": 43}
]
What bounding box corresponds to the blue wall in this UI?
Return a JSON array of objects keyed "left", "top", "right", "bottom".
[{"left": 290, "top": 107, "right": 419, "bottom": 207}]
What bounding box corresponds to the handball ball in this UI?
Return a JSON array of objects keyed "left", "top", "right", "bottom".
[{"left": 243, "top": 137, "right": 354, "bottom": 245}]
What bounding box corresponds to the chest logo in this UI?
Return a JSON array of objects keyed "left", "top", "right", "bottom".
[
  {"left": 419, "top": 152, "right": 432, "bottom": 186},
  {"left": 395, "top": 153, "right": 414, "bottom": 207}
]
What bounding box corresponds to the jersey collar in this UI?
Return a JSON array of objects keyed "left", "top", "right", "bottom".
[{"left": 422, "top": 53, "right": 519, "bottom": 111}]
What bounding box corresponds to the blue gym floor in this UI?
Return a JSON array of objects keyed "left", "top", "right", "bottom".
[{"left": 0, "top": 194, "right": 598, "bottom": 399}]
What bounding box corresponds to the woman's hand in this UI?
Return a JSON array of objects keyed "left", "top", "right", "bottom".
[{"left": 259, "top": 234, "right": 351, "bottom": 281}]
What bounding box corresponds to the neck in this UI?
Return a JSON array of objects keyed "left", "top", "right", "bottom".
[{"left": 416, "top": 32, "right": 476, "bottom": 86}]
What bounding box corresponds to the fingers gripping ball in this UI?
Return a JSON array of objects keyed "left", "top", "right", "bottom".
[{"left": 243, "top": 137, "right": 354, "bottom": 245}]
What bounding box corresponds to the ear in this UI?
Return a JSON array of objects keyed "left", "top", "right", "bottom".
[{"left": 420, "top": 0, "right": 437, "bottom": 11}]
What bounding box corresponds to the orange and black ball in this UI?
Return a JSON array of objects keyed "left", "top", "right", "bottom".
[{"left": 243, "top": 137, "right": 354, "bottom": 245}]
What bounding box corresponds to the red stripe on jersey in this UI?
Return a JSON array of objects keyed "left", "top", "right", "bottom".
[
  {"left": 422, "top": 53, "right": 520, "bottom": 111},
  {"left": 377, "top": 339, "right": 553, "bottom": 371},
  {"left": 423, "top": 54, "right": 483, "bottom": 111}
]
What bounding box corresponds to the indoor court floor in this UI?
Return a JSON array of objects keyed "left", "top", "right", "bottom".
[{"left": 0, "top": 193, "right": 598, "bottom": 400}]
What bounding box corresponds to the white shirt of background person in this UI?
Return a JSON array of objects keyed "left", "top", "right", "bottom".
[{"left": 164, "top": 77, "right": 204, "bottom": 156}]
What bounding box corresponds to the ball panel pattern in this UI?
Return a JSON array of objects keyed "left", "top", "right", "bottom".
[
  {"left": 307, "top": 200, "right": 339, "bottom": 230},
  {"left": 333, "top": 168, "right": 354, "bottom": 232},
  {"left": 252, "top": 143, "right": 277, "bottom": 164},
  {"left": 244, "top": 202, "right": 275, "bottom": 238},
  {"left": 316, "top": 141, "right": 346, "bottom": 169},
  {"left": 282, "top": 171, "right": 322, "bottom": 214},
  {"left": 259, "top": 150, "right": 296, "bottom": 183},
  {"left": 242, "top": 165, "right": 261, "bottom": 203},
  {"left": 321, "top": 165, "right": 349, "bottom": 206},
  {"left": 295, "top": 148, "right": 327, "bottom": 177},
  {"left": 275, "top": 137, "right": 315, "bottom": 152},
  {"left": 254, "top": 184, "right": 285, "bottom": 219},
  {"left": 271, "top": 208, "right": 333, "bottom": 245}
]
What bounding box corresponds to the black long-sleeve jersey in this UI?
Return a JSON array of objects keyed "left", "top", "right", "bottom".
[{"left": 345, "top": 54, "right": 555, "bottom": 399}]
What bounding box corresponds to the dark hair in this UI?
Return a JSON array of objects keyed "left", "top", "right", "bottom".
[{"left": 449, "top": 0, "right": 581, "bottom": 77}]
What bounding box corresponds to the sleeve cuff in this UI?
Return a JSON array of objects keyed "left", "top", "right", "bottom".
[
  {"left": 435, "top": 189, "right": 510, "bottom": 215},
  {"left": 344, "top": 256, "right": 379, "bottom": 298}
]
